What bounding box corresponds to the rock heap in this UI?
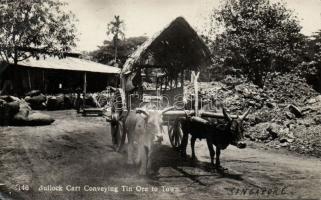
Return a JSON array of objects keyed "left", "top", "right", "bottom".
[{"left": 185, "top": 73, "right": 321, "bottom": 157}]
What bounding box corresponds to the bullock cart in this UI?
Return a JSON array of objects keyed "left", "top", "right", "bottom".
[
  {"left": 106, "top": 76, "right": 240, "bottom": 152},
  {"left": 106, "top": 17, "right": 239, "bottom": 151}
]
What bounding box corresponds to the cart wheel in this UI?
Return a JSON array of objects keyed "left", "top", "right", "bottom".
[
  {"left": 168, "top": 119, "right": 183, "bottom": 150},
  {"left": 110, "top": 88, "right": 127, "bottom": 152}
]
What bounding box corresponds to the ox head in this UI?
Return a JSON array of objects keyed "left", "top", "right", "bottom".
[
  {"left": 222, "top": 107, "right": 251, "bottom": 149},
  {"left": 136, "top": 107, "right": 175, "bottom": 143}
]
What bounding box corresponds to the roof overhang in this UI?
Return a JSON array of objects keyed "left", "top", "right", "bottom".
[{"left": 14, "top": 56, "right": 120, "bottom": 74}]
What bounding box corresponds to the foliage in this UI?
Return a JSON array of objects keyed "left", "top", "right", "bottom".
[
  {"left": 300, "top": 31, "right": 321, "bottom": 92},
  {"left": 304, "top": 31, "right": 321, "bottom": 64},
  {"left": 107, "top": 15, "right": 125, "bottom": 63},
  {"left": 207, "top": 0, "right": 303, "bottom": 87},
  {"left": 0, "top": 0, "right": 77, "bottom": 64},
  {"left": 90, "top": 36, "right": 147, "bottom": 66}
]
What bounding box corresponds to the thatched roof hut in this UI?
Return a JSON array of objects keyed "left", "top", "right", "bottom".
[
  {"left": 121, "top": 17, "right": 212, "bottom": 92},
  {"left": 122, "top": 17, "right": 211, "bottom": 74}
]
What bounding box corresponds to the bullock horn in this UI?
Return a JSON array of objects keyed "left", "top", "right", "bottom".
[
  {"left": 161, "top": 106, "right": 175, "bottom": 114},
  {"left": 136, "top": 108, "right": 149, "bottom": 117},
  {"left": 222, "top": 107, "right": 232, "bottom": 122},
  {"left": 241, "top": 107, "right": 251, "bottom": 120}
]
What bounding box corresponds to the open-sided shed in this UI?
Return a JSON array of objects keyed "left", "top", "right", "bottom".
[{"left": 0, "top": 55, "right": 120, "bottom": 95}]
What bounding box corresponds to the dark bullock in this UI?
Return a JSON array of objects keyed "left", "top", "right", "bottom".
[{"left": 179, "top": 107, "right": 251, "bottom": 170}]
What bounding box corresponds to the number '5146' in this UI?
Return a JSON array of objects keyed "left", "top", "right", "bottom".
[{"left": 15, "top": 184, "right": 30, "bottom": 191}]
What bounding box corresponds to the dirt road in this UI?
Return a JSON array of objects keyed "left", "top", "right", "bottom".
[{"left": 0, "top": 110, "right": 320, "bottom": 200}]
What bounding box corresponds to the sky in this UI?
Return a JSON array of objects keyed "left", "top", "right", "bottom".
[{"left": 64, "top": 0, "right": 321, "bottom": 52}]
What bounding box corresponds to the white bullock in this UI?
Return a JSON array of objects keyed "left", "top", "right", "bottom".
[{"left": 125, "top": 107, "right": 174, "bottom": 175}]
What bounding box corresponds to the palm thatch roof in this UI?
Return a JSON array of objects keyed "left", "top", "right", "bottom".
[{"left": 121, "top": 17, "right": 212, "bottom": 76}]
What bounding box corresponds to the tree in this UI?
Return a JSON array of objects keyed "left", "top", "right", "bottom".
[
  {"left": 0, "top": 0, "right": 77, "bottom": 64},
  {"left": 0, "top": 0, "right": 77, "bottom": 94},
  {"left": 90, "top": 36, "right": 147, "bottom": 66},
  {"left": 107, "top": 15, "right": 125, "bottom": 64},
  {"left": 300, "top": 30, "right": 321, "bottom": 92},
  {"left": 207, "top": 0, "right": 303, "bottom": 87},
  {"left": 305, "top": 31, "right": 321, "bottom": 63}
]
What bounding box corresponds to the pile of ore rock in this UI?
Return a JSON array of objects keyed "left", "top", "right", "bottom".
[
  {"left": 185, "top": 72, "right": 321, "bottom": 157},
  {"left": 0, "top": 95, "right": 55, "bottom": 126}
]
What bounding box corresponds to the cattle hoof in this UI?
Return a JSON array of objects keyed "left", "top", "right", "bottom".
[
  {"left": 147, "top": 170, "right": 160, "bottom": 178},
  {"left": 139, "top": 171, "right": 147, "bottom": 176},
  {"left": 215, "top": 165, "right": 228, "bottom": 171},
  {"left": 153, "top": 135, "right": 163, "bottom": 144},
  {"left": 135, "top": 159, "right": 140, "bottom": 165},
  {"left": 180, "top": 152, "right": 187, "bottom": 159},
  {"left": 181, "top": 156, "right": 188, "bottom": 161},
  {"left": 127, "top": 160, "right": 134, "bottom": 165},
  {"left": 191, "top": 156, "right": 199, "bottom": 162},
  {"left": 179, "top": 149, "right": 186, "bottom": 156},
  {"left": 137, "top": 174, "right": 147, "bottom": 178}
]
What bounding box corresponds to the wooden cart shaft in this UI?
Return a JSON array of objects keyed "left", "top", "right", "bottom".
[{"left": 162, "top": 110, "right": 239, "bottom": 119}]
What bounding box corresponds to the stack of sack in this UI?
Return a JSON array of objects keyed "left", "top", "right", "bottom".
[
  {"left": 25, "top": 90, "right": 47, "bottom": 110},
  {"left": 0, "top": 95, "right": 55, "bottom": 126}
]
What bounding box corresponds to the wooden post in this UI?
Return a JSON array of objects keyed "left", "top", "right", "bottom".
[
  {"left": 27, "top": 70, "right": 32, "bottom": 90},
  {"left": 175, "top": 76, "right": 178, "bottom": 88},
  {"left": 160, "top": 77, "right": 163, "bottom": 92},
  {"left": 191, "top": 71, "right": 200, "bottom": 117},
  {"left": 42, "top": 70, "right": 46, "bottom": 93},
  {"left": 180, "top": 71, "right": 184, "bottom": 88},
  {"left": 120, "top": 72, "right": 130, "bottom": 112},
  {"left": 83, "top": 72, "right": 87, "bottom": 109},
  {"left": 156, "top": 74, "right": 158, "bottom": 94},
  {"left": 120, "top": 73, "right": 125, "bottom": 92}
]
